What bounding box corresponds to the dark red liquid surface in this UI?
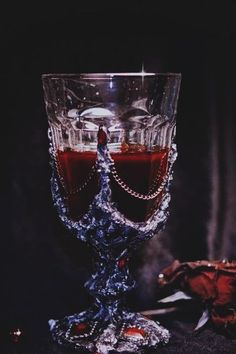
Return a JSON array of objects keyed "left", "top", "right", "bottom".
[{"left": 57, "top": 148, "right": 169, "bottom": 222}]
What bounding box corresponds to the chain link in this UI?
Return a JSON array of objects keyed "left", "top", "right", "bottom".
[
  {"left": 48, "top": 128, "right": 97, "bottom": 196},
  {"left": 52, "top": 149, "right": 168, "bottom": 200},
  {"left": 110, "top": 151, "right": 169, "bottom": 200},
  {"left": 48, "top": 128, "right": 169, "bottom": 200},
  {"left": 50, "top": 149, "right": 96, "bottom": 196},
  {"left": 110, "top": 164, "right": 169, "bottom": 200}
]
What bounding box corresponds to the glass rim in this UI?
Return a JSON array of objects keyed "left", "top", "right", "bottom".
[{"left": 42, "top": 72, "right": 182, "bottom": 80}]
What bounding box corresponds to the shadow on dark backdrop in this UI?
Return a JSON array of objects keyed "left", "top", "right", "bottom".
[{"left": 2, "top": 5, "right": 236, "bottom": 330}]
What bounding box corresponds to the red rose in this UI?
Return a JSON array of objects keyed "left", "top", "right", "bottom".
[{"left": 157, "top": 260, "right": 236, "bottom": 337}]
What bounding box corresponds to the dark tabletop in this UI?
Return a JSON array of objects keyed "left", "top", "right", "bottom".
[{"left": 1, "top": 311, "right": 236, "bottom": 354}]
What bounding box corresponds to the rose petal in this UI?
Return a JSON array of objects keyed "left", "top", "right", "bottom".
[
  {"left": 215, "top": 274, "right": 236, "bottom": 306},
  {"left": 188, "top": 272, "right": 217, "bottom": 300},
  {"left": 211, "top": 307, "right": 236, "bottom": 337}
]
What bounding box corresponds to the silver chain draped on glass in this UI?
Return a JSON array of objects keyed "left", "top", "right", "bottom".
[{"left": 49, "top": 129, "right": 170, "bottom": 201}]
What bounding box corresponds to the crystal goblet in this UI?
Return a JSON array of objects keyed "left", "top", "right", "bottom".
[{"left": 42, "top": 72, "right": 181, "bottom": 353}]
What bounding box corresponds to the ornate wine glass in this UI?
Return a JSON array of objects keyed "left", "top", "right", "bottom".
[{"left": 42, "top": 72, "right": 181, "bottom": 353}]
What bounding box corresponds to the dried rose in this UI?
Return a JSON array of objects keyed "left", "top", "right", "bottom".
[{"left": 157, "top": 260, "right": 236, "bottom": 337}]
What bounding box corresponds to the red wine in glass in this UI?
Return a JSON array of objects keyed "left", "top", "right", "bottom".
[{"left": 57, "top": 147, "right": 169, "bottom": 222}]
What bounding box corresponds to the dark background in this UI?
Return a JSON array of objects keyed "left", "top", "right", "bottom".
[{"left": 1, "top": 1, "right": 236, "bottom": 344}]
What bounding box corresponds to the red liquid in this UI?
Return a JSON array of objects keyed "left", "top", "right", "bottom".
[{"left": 57, "top": 148, "right": 169, "bottom": 222}]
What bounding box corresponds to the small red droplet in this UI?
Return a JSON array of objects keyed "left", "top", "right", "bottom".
[
  {"left": 117, "top": 258, "right": 128, "bottom": 268},
  {"left": 123, "top": 327, "right": 146, "bottom": 338},
  {"left": 97, "top": 127, "right": 107, "bottom": 145},
  {"left": 71, "top": 322, "right": 89, "bottom": 335}
]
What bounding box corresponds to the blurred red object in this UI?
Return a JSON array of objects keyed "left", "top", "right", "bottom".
[{"left": 157, "top": 260, "right": 236, "bottom": 337}]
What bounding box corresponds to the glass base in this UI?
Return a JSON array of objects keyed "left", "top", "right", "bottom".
[{"left": 49, "top": 310, "right": 170, "bottom": 353}]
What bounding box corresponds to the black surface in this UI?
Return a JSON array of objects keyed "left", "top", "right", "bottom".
[{"left": 1, "top": 311, "right": 236, "bottom": 354}]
